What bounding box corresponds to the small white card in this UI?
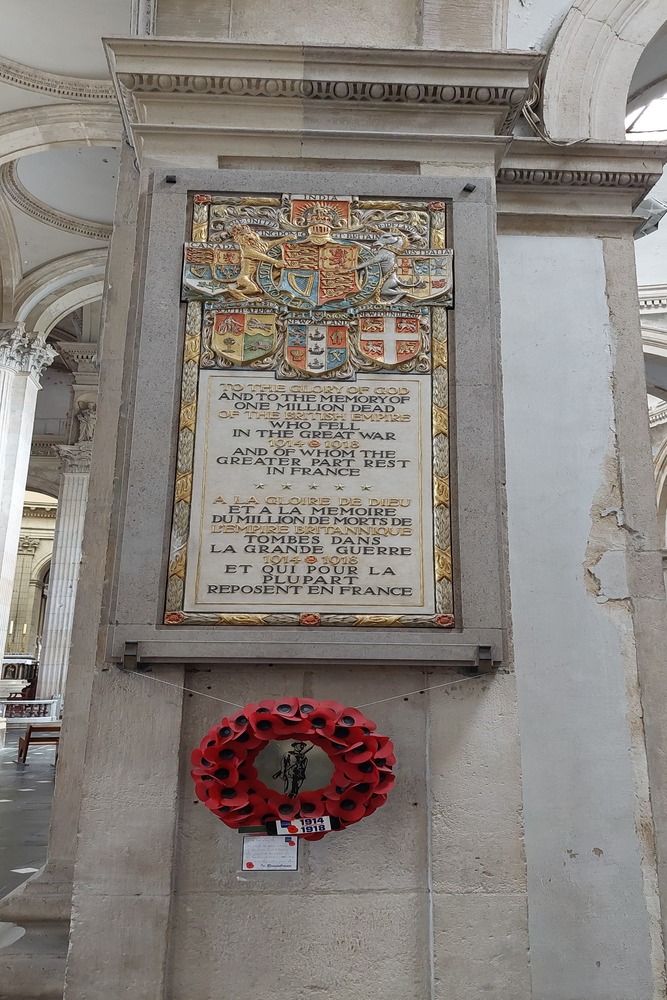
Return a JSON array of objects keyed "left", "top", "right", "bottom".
[{"left": 242, "top": 835, "right": 298, "bottom": 872}]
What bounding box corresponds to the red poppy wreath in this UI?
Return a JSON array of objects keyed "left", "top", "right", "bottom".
[{"left": 191, "top": 698, "right": 395, "bottom": 841}]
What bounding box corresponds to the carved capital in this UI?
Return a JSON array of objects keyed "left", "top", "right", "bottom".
[
  {"left": 57, "top": 442, "right": 92, "bottom": 474},
  {"left": 18, "top": 535, "right": 40, "bottom": 555},
  {"left": 0, "top": 325, "right": 57, "bottom": 381}
]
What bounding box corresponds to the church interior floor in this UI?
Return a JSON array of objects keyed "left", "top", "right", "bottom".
[{"left": 0, "top": 731, "right": 55, "bottom": 899}]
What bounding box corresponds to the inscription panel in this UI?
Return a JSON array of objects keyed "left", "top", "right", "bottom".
[
  {"left": 184, "top": 373, "right": 434, "bottom": 615},
  {"left": 166, "top": 192, "right": 453, "bottom": 628}
]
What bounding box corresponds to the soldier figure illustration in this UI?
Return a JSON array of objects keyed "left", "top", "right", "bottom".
[{"left": 273, "top": 740, "right": 314, "bottom": 798}]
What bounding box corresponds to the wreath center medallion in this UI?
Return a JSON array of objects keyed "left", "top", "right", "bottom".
[{"left": 191, "top": 698, "right": 396, "bottom": 840}]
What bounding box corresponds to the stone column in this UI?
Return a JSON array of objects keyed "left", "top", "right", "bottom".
[
  {"left": 0, "top": 326, "right": 55, "bottom": 658},
  {"left": 5, "top": 535, "right": 40, "bottom": 656},
  {"left": 37, "top": 443, "right": 91, "bottom": 700}
]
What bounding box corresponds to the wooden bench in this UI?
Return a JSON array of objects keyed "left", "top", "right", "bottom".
[{"left": 18, "top": 722, "right": 61, "bottom": 764}]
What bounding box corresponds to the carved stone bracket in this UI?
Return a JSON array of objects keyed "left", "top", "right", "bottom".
[
  {"left": 57, "top": 344, "right": 99, "bottom": 375},
  {"left": 57, "top": 442, "right": 92, "bottom": 475},
  {"left": 0, "top": 325, "right": 56, "bottom": 381}
]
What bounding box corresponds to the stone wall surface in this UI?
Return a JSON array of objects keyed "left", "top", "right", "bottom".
[
  {"left": 166, "top": 666, "right": 528, "bottom": 1000},
  {"left": 155, "top": 0, "right": 507, "bottom": 50},
  {"left": 0, "top": 8, "right": 663, "bottom": 998},
  {"left": 499, "top": 234, "right": 664, "bottom": 999}
]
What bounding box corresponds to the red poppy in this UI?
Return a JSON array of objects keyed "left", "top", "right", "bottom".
[
  {"left": 299, "top": 613, "right": 321, "bottom": 626},
  {"left": 328, "top": 790, "right": 369, "bottom": 824},
  {"left": 338, "top": 759, "right": 381, "bottom": 784},
  {"left": 296, "top": 790, "right": 328, "bottom": 818},
  {"left": 164, "top": 612, "right": 185, "bottom": 624},
  {"left": 190, "top": 698, "right": 394, "bottom": 838}
]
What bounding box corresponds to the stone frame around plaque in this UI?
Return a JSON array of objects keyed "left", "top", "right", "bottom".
[
  {"left": 165, "top": 191, "right": 453, "bottom": 629},
  {"left": 107, "top": 169, "right": 505, "bottom": 665}
]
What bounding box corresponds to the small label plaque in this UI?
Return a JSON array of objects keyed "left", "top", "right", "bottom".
[{"left": 242, "top": 835, "right": 298, "bottom": 871}]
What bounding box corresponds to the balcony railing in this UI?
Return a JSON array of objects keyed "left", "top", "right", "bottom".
[{"left": 0, "top": 698, "right": 62, "bottom": 724}]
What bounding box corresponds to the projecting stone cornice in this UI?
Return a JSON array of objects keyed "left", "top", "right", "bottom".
[
  {"left": 104, "top": 38, "right": 543, "bottom": 162},
  {"left": 0, "top": 161, "right": 111, "bottom": 242},
  {"left": 640, "top": 285, "right": 667, "bottom": 312},
  {"left": 496, "top": 137, "right": 667, "bottom": 230},
  {"left": 0, "top": 54, "right": 115, "bottom": 103}
]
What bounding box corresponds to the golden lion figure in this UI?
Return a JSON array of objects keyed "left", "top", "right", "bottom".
[{"left": 226, "top": 224, "right": 284, "bottom": 300}]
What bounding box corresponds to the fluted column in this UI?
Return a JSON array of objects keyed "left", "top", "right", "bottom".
[
  {"left": 0, "top": 325, "right": 56, "bottom": 657},
  {"left": 5, "top": 535, "right": 40, "bottom": 656},
  {"left": 37, "top": 444, "right": 91, "bottom": 699}
]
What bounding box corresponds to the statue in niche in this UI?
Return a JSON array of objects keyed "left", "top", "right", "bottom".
[{"left": 76, "top": 401, "right": 97, "bottom": 442}]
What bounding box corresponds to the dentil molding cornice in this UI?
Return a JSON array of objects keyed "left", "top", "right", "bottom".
[
  {"left": 496, "top": 137, "right": 667, "bottom": 227},
  {"left": 0, "top": 161, "right": 111, "bottom": 242},
  {"left": 0, "top": 54, "right": 115, "bottom": 103},
  {"left": 104, "top": 39, "right": 543, "bottom": 160},
  {"left": 640, "top": 285, "right": 667, "bottom": 312}
]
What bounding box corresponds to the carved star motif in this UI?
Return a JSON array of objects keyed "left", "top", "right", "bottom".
[
  {"left": 361, "top": 484, "right": 372, "bottom": 490},
  {"left": 283, "top": 483, "right": 292, "bottom": 490},
  {"left": 254, "top": 483, "right": 266, "bottom": 490},
  {"left": 334, "top": 484, "right": 345, "bottom": 491},
  {"left": 309, "top": 484, "right": 319, "bottom": 491}
]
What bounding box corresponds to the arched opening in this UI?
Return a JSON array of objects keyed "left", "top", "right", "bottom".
[{"left": 2, "top": 490, "right": 56, "bottom": 690}]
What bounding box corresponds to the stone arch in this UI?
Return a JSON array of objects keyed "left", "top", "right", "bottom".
[
  {"left": 14, "top": 250, "right": 107, "bottom": 335},
  {"left": 542, "top": 0, "right": 667, "bottom": 141},
  {"left": 0, "top": 104, "right": 122, "bottom": 168},
  {"left": 654, "top": 435, "right": 667, "bottom": 546},
  {"left": 25, "top": 472, "right": 60, "bottom": 499},
  {"left": 31, "top": 553, "right": 52, "bottom": 584},
  {"left": 0, "top": 194, "right": 20, "bottom": 321}
]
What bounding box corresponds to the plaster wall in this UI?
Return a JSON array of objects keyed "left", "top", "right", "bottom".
[
  {"left": 11, "top": 207, "right": 106, "bottom": 275},
  {"left": 33, "top": 367, "right": 70, "bottom": 437},
  {"left": 499, "top": 234, "right": 659, "bottom": 998},
  {"left": 506, "top": 0, "right": 572, "bottom": 51}
]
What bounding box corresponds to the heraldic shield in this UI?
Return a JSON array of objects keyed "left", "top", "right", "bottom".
[
  {"left": 273, "top": 241, "right": 363, "bottom": 307},
  {"left": 206, "top": 308, "right": 277, "bottom": 365},
  {"left": 358, "top": 313, "right": 422, "bottom": 367},
  {"left": 286, "top": 320, "right": 349, "bottom": 374},
  {"left": 183, "top": 242, "right": 242, "bottom": 298},
  {"left": 395, "top": 249, "right": 453, "bottom": 304}
]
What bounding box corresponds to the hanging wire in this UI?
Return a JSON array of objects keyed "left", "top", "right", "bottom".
[
  {"left": 521, "top": 81, "right": 582, "bottom": 147},
  {"left": 122, "top": 666, "right": 488, "bottom": 713},
  {"left": 357, "top": 674, "right": 486, "bottom": 707},
  {"left": 127, "top": 670, "right": 244, "bottom": 709}
]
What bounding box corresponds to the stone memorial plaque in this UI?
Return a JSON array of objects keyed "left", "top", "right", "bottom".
[
  {"left": 166, "top": 193, "right": 454, "bottom": 628},
  {"left": 183, "top": 372, "right": 433, "bottom": 615}
]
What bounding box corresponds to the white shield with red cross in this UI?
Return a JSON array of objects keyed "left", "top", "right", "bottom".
[{"left": 358, "top": 313, "right": 421, "bottom": 367}]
